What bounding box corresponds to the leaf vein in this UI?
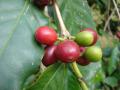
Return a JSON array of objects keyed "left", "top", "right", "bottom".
[{"left": 0, "top": 0, "right": 29, "bottom": 57}]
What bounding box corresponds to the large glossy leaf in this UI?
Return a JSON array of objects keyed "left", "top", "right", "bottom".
[
  {"left": 27, "top": 63, "right": 82, "bottom": 90},
  {"left": 0, "top": 0, "right": 48, "bottom": 90}
]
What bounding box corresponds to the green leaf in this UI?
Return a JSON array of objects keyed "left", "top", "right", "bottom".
[
  {"left": 103, "top": 77, "right": 118, "bottom": 87},
  {"left": 91, "top": 69, "right": 105, "bottom": 89},
  {"left": 108, "top": 47, "right": 120, "bottom": 75},
  {"left": 49, "top": 0, "right": 96, "bottom": 35},
  {"left": 0, "top": 0, "right": 48, "bottom": 90},
  {"left": 103, "top": 47, "right": 113, "bottom": 57},
  {"left": 92, "top": 69, "right": 105, "bottom": 83},
  {"left": 78, "top": 62, "right": 102, "bottom": 89},
  {"left": 27, "top": 63, "right": 82, "bottom": 90}
]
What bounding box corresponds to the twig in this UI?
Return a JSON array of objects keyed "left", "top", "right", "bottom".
[
  {"left": 112, "top": 0, "right": 120, "bottom": 20},
  {"left": 104, "top": 9, "right": 115, "bottom": 31},
  {"left": 53, "top": 0, "right": 88, "bottom": 90},
  {"left": 108, "top": 23, "right": 113, "bottom": 36},
  {"left": 53, "top": 0, "right": 70, "bottom": 37}
]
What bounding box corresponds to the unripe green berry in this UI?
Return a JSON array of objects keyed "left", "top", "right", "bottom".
[
  {"left": 84, "top": 46, "right": 102, "bottom": 62},
  {"left": 75, "top": 31, "right": 93, "bottom": 46},
  {"left": 75, "top": 28, "right": 98, "bottom": 46}
]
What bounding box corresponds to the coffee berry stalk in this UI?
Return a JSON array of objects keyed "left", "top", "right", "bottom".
[{"left": 53, "top": 0, "right": 88, "bottom": 90}]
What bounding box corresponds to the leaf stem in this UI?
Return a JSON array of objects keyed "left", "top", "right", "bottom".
[
  {"left": 71, "top": 62, "right": 88, "bottom": 90},
  {"left": 53, "top": 0, "right": 88, "bottom": 90}
]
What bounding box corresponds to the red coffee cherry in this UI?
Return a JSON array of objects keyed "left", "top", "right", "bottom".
[
  {"left": 84, "top": 28, "right": 98, "bottom": 45},
  {"left": 79, "top": 46, "right": 86, "bottom": 56},
  {"left": 75, "top": 28, "right": 98, "bottom": 46},
  {"left": 55, "top": 40, "right": 80, "bottom": 63},
  {"left": 35, "top": 26, "right": 57, "bottom": 45},
  {"left": 42, "top": 45, "right": 57, "bottom": 66},
  {"left": 33, "top": 0, "right": 50, "bottom": 9},
  {"left": 116, "top": 31, "right": 120, "bottom": 39},
  {"left": 77, "top": 57, "right": 90, "bottom": 66}
]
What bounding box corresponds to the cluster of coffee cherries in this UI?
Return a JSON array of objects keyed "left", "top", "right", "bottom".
[{"left": 35, "top": 26, "right": 102, "bottom": 66}]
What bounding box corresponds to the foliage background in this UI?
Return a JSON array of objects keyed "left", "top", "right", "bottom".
[{"left": 0, "top": 0, "right": 120, "bottom": 90}]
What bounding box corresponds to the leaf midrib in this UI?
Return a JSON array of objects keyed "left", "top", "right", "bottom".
[
  {"left": 43, "top": 64, "right": 63, "bottom": 90},
  {"left": 0, "top": 0, "right": 29, "bottom": 57}
]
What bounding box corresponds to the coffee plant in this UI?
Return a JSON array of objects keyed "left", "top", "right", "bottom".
[{"left": 0, "top": 0, "right": 120, "bottom": 90}]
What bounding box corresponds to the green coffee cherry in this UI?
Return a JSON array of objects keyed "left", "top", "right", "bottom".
[
  {"left": 84, "top": 46, "right": 102, "bottom": 62},
  {"left": 75, "top": 28, "right": 98, "bottom": 46}
]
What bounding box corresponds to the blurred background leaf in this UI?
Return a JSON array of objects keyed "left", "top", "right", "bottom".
[{"left": 0, "top": 0, "right": 48, "bottom": 90}]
